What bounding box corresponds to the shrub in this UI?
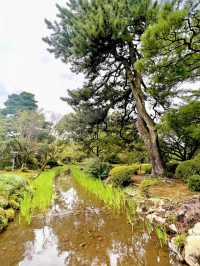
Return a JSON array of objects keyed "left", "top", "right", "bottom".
[
  {"left": 139, "top": 164, "right": 152, "bottom": 174},
  {"left": 101, "top": 153, "right": 121, "bottom": 164},
  {"left": 85, "top": 158, "right": 112, "bottom": 180},
  {"left": 175, "top": 160, "right": 200, "bottom": 181},
  {"left": 118, "top": 151, "right": 148, "bottom": 164},
  {"left": 188, "top": 175, "right": 200, "bottom": 192},
  {"left": 139, "top": 177, "right": 160, "bottom": 193},
  {"left": 109, "top": 165, "right": 138, "bottom": 187}
]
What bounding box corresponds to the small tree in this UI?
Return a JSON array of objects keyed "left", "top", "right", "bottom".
[{"left": 159, "top": 101, "right": 200, "bottom": 161}]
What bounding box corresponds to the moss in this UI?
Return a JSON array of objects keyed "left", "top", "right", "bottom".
[{"left": 5, "top": 208, "right": 15, "bottom": 221}]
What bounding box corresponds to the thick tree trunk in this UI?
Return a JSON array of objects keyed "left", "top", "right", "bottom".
[{"left": 127, "top": 70, "right": 165, "bottom": 176}]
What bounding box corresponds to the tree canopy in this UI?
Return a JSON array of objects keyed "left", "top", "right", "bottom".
[{"left": 2, "top": 91, "right": 38, "bottom": 116}]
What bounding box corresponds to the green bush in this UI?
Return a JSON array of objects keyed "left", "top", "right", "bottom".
[
  {"left": 139, "top": 177, "right": 160, "bottom": 192},
  {"left": 188, "top": 175, "right": 200, "bottom": 192},
  {"left": 109, "top": 165, "right": 138, "bottom": 187},
  {"left": 139, "top": 164, "right": 152, "bottom": 174},
  {"left": 175, "top": 160, "right": 200, "bottom": 181},
  {"left": 85, "top": 158, "right": 112, "bottom": 180}
]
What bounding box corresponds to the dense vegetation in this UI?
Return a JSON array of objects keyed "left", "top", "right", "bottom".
[{"left": 0, "top": 4, "right": 200, "bottom": 263}]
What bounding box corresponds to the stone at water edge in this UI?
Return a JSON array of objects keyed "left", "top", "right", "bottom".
[
  {"left": 184, "top": 223, "right": 200, "bottom": 266},
  {"left": 169, "top": 237, "right": 184, "bottom": 262}
]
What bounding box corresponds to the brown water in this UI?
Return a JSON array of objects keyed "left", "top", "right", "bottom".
[{"left": 0, "top": 175, "right": 179, "bottom": 266}]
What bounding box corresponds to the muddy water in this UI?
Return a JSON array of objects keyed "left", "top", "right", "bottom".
[{"left": 0, "top": 175, "right": 178, "bottom": 266}]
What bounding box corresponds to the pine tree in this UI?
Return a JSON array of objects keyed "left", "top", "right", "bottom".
[{"left": 44, "top": 0, "right": 196, "bottom": 175}]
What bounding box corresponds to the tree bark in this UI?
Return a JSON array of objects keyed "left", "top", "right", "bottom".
[{"left": 127, "top": 70, "right": 165, "bottom": 176}]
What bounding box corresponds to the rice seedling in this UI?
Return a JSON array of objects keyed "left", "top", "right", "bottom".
[
  {"left": 20, "top": 166, "right": 66, "bottom": 223},
  {"left": 70, "top": 165, "right": 138, "bottom": 222}
]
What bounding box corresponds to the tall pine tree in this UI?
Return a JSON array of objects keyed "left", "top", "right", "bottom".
[{"left": 44, "top": 0, "right": 196, "bottom": 175}]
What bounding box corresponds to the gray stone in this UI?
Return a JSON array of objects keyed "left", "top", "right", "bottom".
[
  {"left": 169, "top": 237, "right": 184, "bottom": 262},
  {"left": 184, "top": 223, "right": 200, "bottom": 266}
]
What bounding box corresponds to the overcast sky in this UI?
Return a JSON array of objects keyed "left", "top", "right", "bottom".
[{"left": 0, "top": 0, "right": 84, "bottom": 118}]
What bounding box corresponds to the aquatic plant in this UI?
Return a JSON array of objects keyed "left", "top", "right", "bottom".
[
  {"left": 71, "top": 165, "right": 126, "bottom": 213},
  {"left": 174, "top": 234, "right": 186, "bottom": 249},
  {"left": 71, "top": 165, "right": 138, "bottom": 227},
  {"left": 20, "top": 166, "right": 65, "bottom": 223},
  {"left": 155, "top": 226, "right": 168, "bottom": 247}
]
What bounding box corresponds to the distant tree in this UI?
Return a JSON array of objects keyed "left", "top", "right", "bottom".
[
  {"left": 159, "top": 101, "right": 200, "bottom": 161},
  {"left": 2, "top": 91, "right": 38, "bottom": 116}
]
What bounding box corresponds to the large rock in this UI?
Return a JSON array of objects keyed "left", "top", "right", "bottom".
[{"left": 185, "top": 223, "right": 200, "bottom": 266}]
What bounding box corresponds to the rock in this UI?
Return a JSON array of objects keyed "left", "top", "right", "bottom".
[
  {"left": 185, "top": 223, "right": 200, "bottom": 266},
  {"left": 169, "top": 237, "right": 184, "bottom": 262},
  {"left": 146, "top": 213, "right": 166, "bottom": 224},
  {"left": 169, "top": 224, "right": 178, "bottom": 233},
  {"left": 188, "top": 223, "right": 200, "bottom": 236}
]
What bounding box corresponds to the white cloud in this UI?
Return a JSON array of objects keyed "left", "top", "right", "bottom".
[{"left": 0, "top": 0, "right": 84, "bottom": 116}]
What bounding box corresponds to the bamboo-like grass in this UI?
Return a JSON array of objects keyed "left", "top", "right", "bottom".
[
  {"left": 70, "top": 165, "right": 136, "bottom": 216},
  {"left": 20, "top": 166, "right": 65, "bottom": 224}
]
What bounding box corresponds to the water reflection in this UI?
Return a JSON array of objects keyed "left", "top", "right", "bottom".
[
  {"left": 0, "top": 175, "right": 179, "bottom": 266},
  {"left": 19, "top": 226, "right": 70, "bottom": 266}
]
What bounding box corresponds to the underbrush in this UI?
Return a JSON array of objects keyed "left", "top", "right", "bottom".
[{"left": 0, "top": 174, "right": 27, "bottom": 231}]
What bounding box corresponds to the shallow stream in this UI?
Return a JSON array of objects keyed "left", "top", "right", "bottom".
[{"left": 0, "top": 175, "right": 180, "bottom": 266}]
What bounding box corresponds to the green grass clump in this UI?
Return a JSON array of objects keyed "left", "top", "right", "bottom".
[
  {"left": 155, "top": 226, "right": 168, "bottom": 247},
  {"left": 174, "top": 234, "right": 186, "bottom": 249},
  {"left": 20, "top": 166, "right": 65, "bottom": 223}
]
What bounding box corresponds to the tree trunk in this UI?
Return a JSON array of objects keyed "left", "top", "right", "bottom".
[{"left": 127, "top": 70, "right": 165, "bottom": 176}]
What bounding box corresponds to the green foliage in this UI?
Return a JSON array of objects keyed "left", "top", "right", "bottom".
[
  {"left": 71, "top": 165, "right": 126, "bottom": 212},
  {"left": 0, "top": 208, "right": 8, "bottom": 232},
  {"left": 139, "top": 177, "right": 160, "bottom": 193},
  {"left": 166, "top": 161, "right": 179, "bottom": 177},
  {"left": 2, "top": 91, "right": 38, "bottom": 116},
  {"left": 155, "top": 226, "right": 168, "bottom": 248},
  {"left": 20, "top": 166, "right": 66, "bottom": 223},
  {"left": 175, "top": 159, "right": 200, "bottom": 181},
  {"left": 109, "top": 165, "right": 138, "bottom": 187},
  {"left": 0, "top": 175, "right": 26, "bottom": 198},
  {"left": 139, "top": 1, "right": 200, "bottom": 104},
  {"left": 174, "top": 234, "right": 186, "bottom": 249},
  {"left": 188, "top": 175, "right": 200, "bottom": 192},
  {"left": 140, "top": 164, "right": 152, "bottom": 174},
  {"left": 85, "top": 158, "right": 111, "bottom": 180},
  {"left": 159, "top": 101, "right": 200, "bottom": 161}
]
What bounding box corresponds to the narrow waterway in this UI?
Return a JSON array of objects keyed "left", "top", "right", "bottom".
[{"left": 0, "top": 174, "right": 179, "bottom": 266}]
